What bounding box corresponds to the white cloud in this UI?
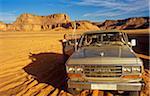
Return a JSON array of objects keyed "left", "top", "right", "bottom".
[
  {"left": 76, "top": 0, "right": 149, "bottom": 17},
  {"left": 83, "top": 11, "right": 122, "bottom": 17},
  {"left": 0, "top": 12, "right": 17, "bottom": 23}
]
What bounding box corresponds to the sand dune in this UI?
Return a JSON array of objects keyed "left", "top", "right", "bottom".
[{"left": 0, "top": 30, "right": 149, "bottom": 96}]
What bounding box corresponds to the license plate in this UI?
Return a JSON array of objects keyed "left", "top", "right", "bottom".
[{"left": 91, "top": 84, "right": 117, "bottom": 90}]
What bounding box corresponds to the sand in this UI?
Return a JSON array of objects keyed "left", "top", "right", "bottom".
[
  {"left": 0, "top": 30, "right": 149, "bottom": 96},
  {"left": 0, "top": 31, "right": 68, "bottom": 96}
]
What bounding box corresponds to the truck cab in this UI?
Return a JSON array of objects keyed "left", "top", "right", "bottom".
[{"left": 64, "top": 30, "right": 144, "bottom": 96}]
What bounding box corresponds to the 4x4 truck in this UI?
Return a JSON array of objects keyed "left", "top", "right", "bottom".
[{"left": 63, "top": 30, "right": 144, "bottom": 96}]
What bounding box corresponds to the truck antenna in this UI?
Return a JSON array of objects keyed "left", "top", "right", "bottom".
[{"left": 73, "top": 21, "right": 77, "bottom": 51}]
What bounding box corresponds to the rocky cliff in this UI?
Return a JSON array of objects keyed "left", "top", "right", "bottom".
[
  {"left": 1, "top": 13, "right": 99, "bottom": 31},
  {"left": 0, "top": 13, "right": 149, "bottom": 31},
  {"left": 97, "top": 17, "right": 149, "bottom": 30},
  {"left": 1, "top": 13, "right": 71, "bottom": 31},
  {"left": 14, "top": 13, "right": 70, "bottom": 25}
]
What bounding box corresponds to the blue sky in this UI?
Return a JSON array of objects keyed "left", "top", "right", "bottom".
[{"left": 0, "top": 0, "right": 149, "bottom": 23}]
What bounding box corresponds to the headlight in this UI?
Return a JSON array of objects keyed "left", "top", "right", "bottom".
[
  {"left": 67, "top": 66, "right": 83, "bottom": 73},
  {"left": 123, "top": 66, "right": 141, "bottom": 73},
  {"left": 132, "top": 66, "right": 141, "bottom": 73},
  {"left": 76, "top": 68, "right": 83, "bottom": 73},
  {"left": 67, "top": 67, "right": 75, "bottom": 73},
  {"left": 122, "top": 66, "right": 132, "bottom": 73}
]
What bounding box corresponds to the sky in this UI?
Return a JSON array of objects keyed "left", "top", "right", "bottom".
[{"left": 0, "top": 0, "right": 149, "bottom": 23}]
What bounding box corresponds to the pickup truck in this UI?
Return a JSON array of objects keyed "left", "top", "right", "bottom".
[{"left": 63, "top": 30, "right": 144, "bottom": 96}]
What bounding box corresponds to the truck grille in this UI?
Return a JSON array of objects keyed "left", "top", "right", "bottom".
[{"left": 84, "top": 65, "right": 122, "bottom": 78}]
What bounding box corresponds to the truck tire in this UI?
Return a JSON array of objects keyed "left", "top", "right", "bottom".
[
  {"left": 129, "top": 91, "right": 140, "bottom": 96},
  {"left": 67, "top": 88, "right": 82, "bottom": 95}
]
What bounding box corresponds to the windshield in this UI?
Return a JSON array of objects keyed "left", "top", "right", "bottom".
[{"left": 82, "top": 32, "right": 124, "bottom": 46}]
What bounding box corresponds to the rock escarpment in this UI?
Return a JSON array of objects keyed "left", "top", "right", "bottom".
[
  {"left": 1, "top": 13, "right": 71, "bottom": 31},
  {"left": 17, "top": 13, "right": 70, "bottom": 31},
  {"left": 0, "top": 13, "right": 149, "bottom": 31},
  {"left": 0, "top": 13, "right": 99, "bottom": 31},
  {"left": 14, "top": 13, "right": 70, "bottom": 25},
  {"left": 97, "top": 17, "right": 149, "bottom": 30}
]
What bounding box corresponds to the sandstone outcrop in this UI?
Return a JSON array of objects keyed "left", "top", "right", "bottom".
[
  {"left": 13, "top": 13, "right": 70, "bottom": 25},
  {"left": 1, "top": 13, "right": 71, "bottom": 31},
  {"left": 123, "top": 17, "right": 149, "bottom": 29},
  {"left": 96, "top": 17, "right": 149, "bottom": 30},
  {"left": 62, "top": 21, "right": 100, "bottom": 30},
  {"left": 0, "top": 13, "right": 149, "bottom": 31}
]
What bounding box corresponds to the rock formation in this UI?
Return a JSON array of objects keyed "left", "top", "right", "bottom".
[
  {"left": 1, "top": 13, "right": 71, "bottom": 31},
  {"left": 96, "top": 17, "right": 149, "bottom": 30},
  {"left": 62, "top": 21, "right": 100, "bottom": 30},
  {"left": 13, "top": 13, "right": 70, "bottom": 25},
  {"left": 0, "top": 13, "right": 149, "bottom": 31},
  {"left": 0, "top": 21, "right": 7, "bottom": 31}
]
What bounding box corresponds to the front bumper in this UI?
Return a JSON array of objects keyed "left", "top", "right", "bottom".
[{"left": 68, "top": 80, "right": 144, "bottom": 91}]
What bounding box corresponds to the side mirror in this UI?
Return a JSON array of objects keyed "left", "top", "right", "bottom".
[{"left": 129, "top": 39, "right": 136, "bottom": 47}]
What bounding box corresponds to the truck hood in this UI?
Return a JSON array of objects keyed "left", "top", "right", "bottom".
[{"left": 66, "top": 45, "right": 142, "bottom": 65}]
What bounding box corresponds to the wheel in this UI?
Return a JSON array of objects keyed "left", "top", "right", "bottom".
[
  {"left": 67, "top": 88, "right": 82, "bottom": 95},
  {"left": 129, "top": 91, "right": 140, "bottom": 96}
]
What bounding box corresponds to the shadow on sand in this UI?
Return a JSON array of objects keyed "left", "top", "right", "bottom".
[{"left": 23, "top": 52, "right": 68, "bottom": 90}]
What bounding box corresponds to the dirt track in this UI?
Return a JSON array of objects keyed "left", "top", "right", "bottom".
[{"left": 0, "top": 31, "right": 149, "bottom": 96}]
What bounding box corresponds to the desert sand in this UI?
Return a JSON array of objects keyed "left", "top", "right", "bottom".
[
  {"left": 0, "top": 30, "right": 149, "bottom": 96},
  {"left": 0, "top": 31, "right": 69, "bottom": 96}
]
